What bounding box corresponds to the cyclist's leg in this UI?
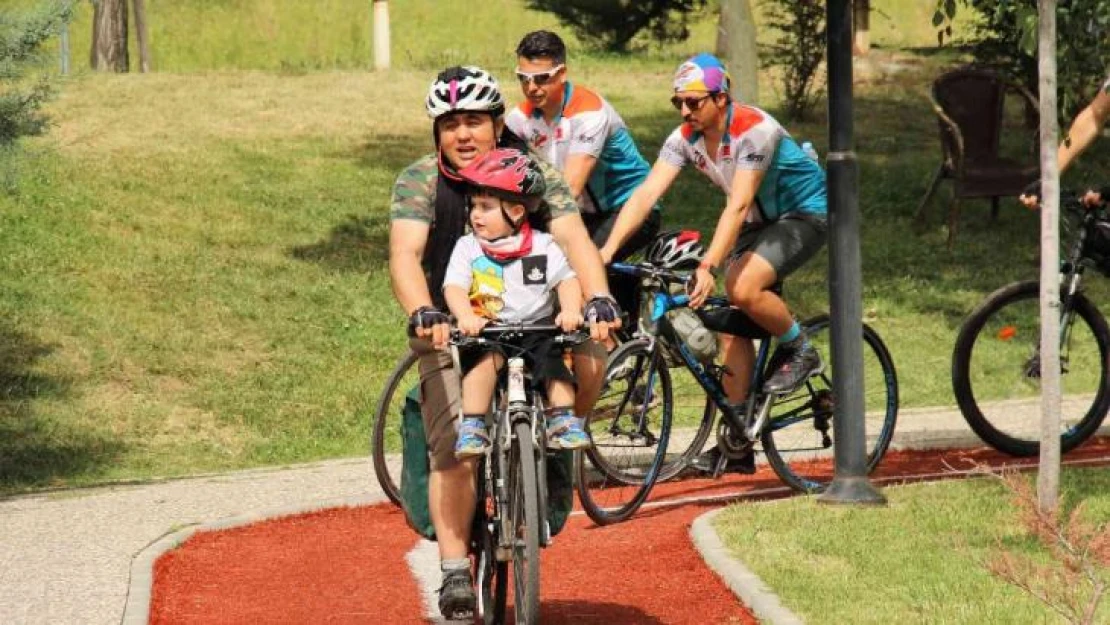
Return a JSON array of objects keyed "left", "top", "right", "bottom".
[
  {"left": 456, "top": 350, "right": 499, "bottom": 457},
  {"left": 571, "top": 339, "right": 607, "bottom": 417},
  {"left": 726, "top": 217, "right": 826, "bottom": 392},
  {"left": 409, "top": 338, "right": 479, "bottom": 576}
]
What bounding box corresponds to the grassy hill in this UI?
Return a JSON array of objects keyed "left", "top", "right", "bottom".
[{"left": 0, "top": 0, "right": 1107, "bottom": 492}]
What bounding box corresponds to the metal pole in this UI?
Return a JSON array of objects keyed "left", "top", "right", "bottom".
[
  {"left": 373, "top": 0, "right": 390, "bottom": 71},
  {"left": 59, "top": 22, "right": 70, "bottom": 75},
  {"left": 817, "top": 0, "right": 885, "bottom": 506},
  {"left": 1036, "top": 0, "right": 1061, "bottom": 513}
]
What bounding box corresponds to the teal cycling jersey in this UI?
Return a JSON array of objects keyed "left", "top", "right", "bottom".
[
  {"left": 505, "top": 82, "right": 655, "bottom": 214},
  {"left": 658, "top": 103, "right": 827, "bottom": 222}
]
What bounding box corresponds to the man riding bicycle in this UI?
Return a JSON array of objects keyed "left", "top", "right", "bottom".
[
  {"left": 1021, "top": 71, "right": 1110, "bottom": 209},
  {"left": 506, "top": 30, "right": 660, "bottom": 324},
  {"left": 609, "top": 53, "right": 829, "bottom": 474},
  {"left": 388, "top": 65, "right": 620, "bottom": 618}
]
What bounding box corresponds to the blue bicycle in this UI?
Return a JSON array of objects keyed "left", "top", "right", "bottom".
[{"left": 576, "top": 259, "right": 899, "bottom": 525}]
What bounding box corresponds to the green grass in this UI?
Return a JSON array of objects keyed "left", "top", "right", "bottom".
[
  {"left": 0, "top": 0, "right": 1108, "bottom": 492},
  {"left": 715, "top": 467, "right": 1110, "bottom": 623}
]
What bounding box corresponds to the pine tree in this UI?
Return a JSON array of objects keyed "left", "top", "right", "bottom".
[{"left": 0, "top": 1, "right": 73, "bottom": 147}]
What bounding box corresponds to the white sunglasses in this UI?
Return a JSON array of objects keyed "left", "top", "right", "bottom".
[{"left": 515, "top": 64, "right": 565, "bottom": 86}]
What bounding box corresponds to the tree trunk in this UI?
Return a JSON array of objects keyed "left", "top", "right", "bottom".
[
  {"left": 133, "top": 0, "right": 150, "bottom": 72},
  {"left": 90, "top": 0, "right": 129, "bottom": 72},
  {"left": 716, "top": 0, "right": 759, "bottom": 105},
  {"left": 1036, "top": 0, "right": 1061, "bottom": 515},
  {"left": 852, "top": 0, "right": 870, "bottom": 56}
]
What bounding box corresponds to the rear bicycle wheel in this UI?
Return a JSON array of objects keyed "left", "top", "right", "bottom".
[
  {"left": 509, "top": 421, "right": 540, "bottom": 624},
  {"left": 576, "top": 338, "right": 672, "bottom": 525},
  {"left": 761, "top": 314, "right": 899, "bottom": 493},
  {"left": 952, "top": 280, "right": 1110, "bottom": 456},
  {"left": 370, "top": 349, "right": 419, "bottom": 507}
]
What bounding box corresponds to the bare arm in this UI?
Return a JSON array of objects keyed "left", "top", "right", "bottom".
[
  {"left": 555, "top": 278, "right": 584, "bottom": 331},
  {"left": 689, "top": 168, "right": 765, "bottom": 308},
  {"left": 561, "top": 153, "right": 598, "bottom": 200},
  {"left": 548, "top": 213, "right": 609, "bottom": 297},
  {"left": 389, "top": 219, "right": 433, "bottom": 315},
  {"left": 599, "top": 159, "right": 682, "bottom": 263},
  {"left": 703, "top": 168, "right": 764, "bottom": 267},
  {"left": 1058, "top": 89, "right": 1110, "bottom": 173}
]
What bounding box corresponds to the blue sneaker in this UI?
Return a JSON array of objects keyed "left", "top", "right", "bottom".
[
  {"left": 454, "top": 417, "right": 491, "bottom": 458},
  {"left": 546, "top": 414, "right": 590, "bottom": 450}
]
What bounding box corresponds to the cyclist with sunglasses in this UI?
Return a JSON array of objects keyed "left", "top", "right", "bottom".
[
  {"left": 505, "top": 30, "right": 660, "bottom": 325},
  {"left": 390, "top": 65, "right": 620, "bottom": 619},
  {"left": 608, "top": 53, "right": 828, "bottom": 475}
]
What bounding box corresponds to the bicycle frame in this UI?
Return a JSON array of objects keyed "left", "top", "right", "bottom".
[{"left": 610, "top": 262, "right": 821, "bottom": 443}]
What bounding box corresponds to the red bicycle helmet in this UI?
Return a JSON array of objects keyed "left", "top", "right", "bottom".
[
  {"left": 646, "top": 230, "right": 705, "bottom": 270},
  {"left": 458, "top": 148, "right": 546, "bottom": 207}
]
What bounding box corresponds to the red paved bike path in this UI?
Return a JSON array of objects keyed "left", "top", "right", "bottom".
[{"left": 150, "top": 440, "right": 1110, "bottom": 624}]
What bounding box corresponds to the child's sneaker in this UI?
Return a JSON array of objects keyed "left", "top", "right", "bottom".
[
  {"left": 546, "top": 413, "right": 590, "bottom": 450},
  {"left": 454, "top": 417, "right": 491, "bottom": 458}
]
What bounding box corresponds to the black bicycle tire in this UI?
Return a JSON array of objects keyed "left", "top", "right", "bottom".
[
  {"left": 658, "top": 365, "right": 717, "bottom": 481},
  {"left": 761, "top": 314, "right": 899, "bottom": 493},
  {"left": 576, "top": 339, "right": 671, "bottom": 525},
  {"left": 476, "top": 456, "right": 508, "bottom": 625},
  {"left": 510, "top": 421, "right": 541, "bottom": 624},
  {"left": 370, "top": 349, "right": 418, "bottom": 508},
  {"left": 952, "top": 280, "right": 1110, "bottom": 457}
]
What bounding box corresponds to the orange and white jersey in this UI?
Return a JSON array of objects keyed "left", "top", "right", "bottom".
[{"left": 505, "top": 82, "right": 652, "bottom": 214}]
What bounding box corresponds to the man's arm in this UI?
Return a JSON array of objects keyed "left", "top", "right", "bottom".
[
  {"left": 1058, "top": 89, "right": 1110, "bottom": 173},
  {"left": 561, "top": 153, "right": 598, "bottom": 199},
  {"left": 689, "top": 168, "right": 765, "bottom": 308},
  {"left": 389, "top": 219, "right": 433, "bottom": 314},
  {"left": 390, "top": 219, "right": 451, "bottom": 346},
  {"left": 599, "top": 159, "right": 682, "bottom": 263},
  {"left": 548, "top": 213, "right": 608, "bottom": 296}
]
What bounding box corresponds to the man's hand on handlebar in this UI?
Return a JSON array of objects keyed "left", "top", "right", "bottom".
[
  {"left": 584, "top": 294, "right": 622, "bottom": 342},
  {"left": 687, "top": 265, "right": 715, "bottom": 309},
  {"left": 408, "top": 305, "right": 451, "bottom": 349}
]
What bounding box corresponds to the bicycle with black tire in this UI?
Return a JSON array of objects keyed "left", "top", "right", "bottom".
[
  {"left": 576, "top": 261, "right": 900, "bottom": 525},
  {"left": 370, "top": 348, "right": 416, "bottom": 507},
  {"left": 952, "top": 193, "right": 1110, "bottom": 457},
  {"left": 452, "top": 323, "right": 588, "bottom": 624}
]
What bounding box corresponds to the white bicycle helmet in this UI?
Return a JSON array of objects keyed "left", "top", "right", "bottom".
[
  {"left": 646, "top": 230, "right": 705, "bottom": 270},
  {"left": 425, "top": 66, "right": 506, "bottom": 120}
]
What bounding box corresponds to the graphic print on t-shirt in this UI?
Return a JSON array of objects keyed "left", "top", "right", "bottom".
[
  {"left": 469, "top": 256, "right": 505, "bottom": 318},
  {"left": 522, "top": 256, "right": 548, "bottom": 285}
]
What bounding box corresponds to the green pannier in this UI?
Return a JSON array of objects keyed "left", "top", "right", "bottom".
[{"left": 399, "top": 386, "right": 574, "bottom": 540}]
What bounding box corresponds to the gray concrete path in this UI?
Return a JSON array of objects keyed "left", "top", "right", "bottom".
[{"left": 0, "top": 458, "right": 389, "bottom": 625}]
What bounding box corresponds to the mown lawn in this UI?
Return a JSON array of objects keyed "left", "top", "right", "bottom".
[{"left": 715, "top": 467, "right": 1110, "bottom": 624}]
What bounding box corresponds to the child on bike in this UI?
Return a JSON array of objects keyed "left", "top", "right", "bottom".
[{"left": 443, "top": 148, "right": 590, "bottom": 456}]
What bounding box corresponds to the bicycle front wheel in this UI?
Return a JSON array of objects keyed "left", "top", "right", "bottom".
[
  {"left": 576, "top": 338, "right": 671, "bottom": 525},
  {"left": 370, "top": 350, "right": 419, "bottom": 507},
  {"left": 509, "top": 421, "right": 541, "bottom": 623},
  {"left": 761, "top": 314, "right": 899, "bottom": 493},
  {"left": 952, "top": 280, "right": 1110, "bottom": 457}
]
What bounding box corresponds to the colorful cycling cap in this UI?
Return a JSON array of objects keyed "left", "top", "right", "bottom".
[{"left": 673, "top": 53, "right": 732, "bottom": 94}]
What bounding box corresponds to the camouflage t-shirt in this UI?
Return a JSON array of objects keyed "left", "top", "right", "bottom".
[{"left": 390, "top": 153, "right": 580, "bottom": 224}]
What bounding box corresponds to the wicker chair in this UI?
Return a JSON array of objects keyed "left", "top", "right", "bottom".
[{"left": 914, "top": 68, "right": 1040, "bottom": 247}]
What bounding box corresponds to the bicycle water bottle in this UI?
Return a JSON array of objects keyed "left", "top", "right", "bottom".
[{"left": 801, "top": 141, "right": 818, "bottom": 162}]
